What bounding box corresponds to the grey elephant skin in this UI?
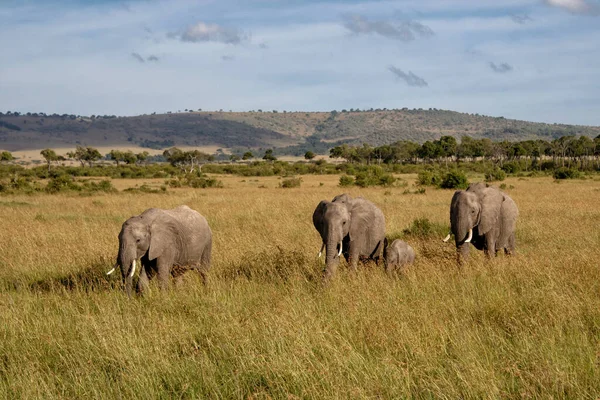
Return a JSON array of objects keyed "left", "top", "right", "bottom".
[
  {"left": 312, "top": 194, "right": 386, "bottom": 279},
  {"left": 384, "top": 239, "right": 415, "bottom": 274},
  {"left": 446, "top": 183, "right": 518, "bottom": 262},
  {"left": 109, "top": 205, "right": 212, "bottom": 296}
]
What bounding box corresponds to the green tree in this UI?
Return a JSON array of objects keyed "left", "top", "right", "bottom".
[
  {"left": 304, "top": 151, "right": 316, "bottom": 160},
  {"left": 163, "top": 147, "right": 211, "bottom": 173},
  {"left": 242, "top": 151, "right": 254, "bottom": 160},
  {"left": 136, "top": 151, "right": 149, "bottom": 165},
  {"left": 40, "top": 148, "right": 61, "bottom": 171},
  {"left": 67, "top": 146, "right": 101, "bottom": 167},
  {"left": 109, "top": 150, "right": 124, "bottom": 166},
  {"left": 263, "top": 149, "right": 277, "bottom": 162},
  {"left": 122, "top": 151, "right": 137, "bottom": 165},
  {"left": 0, "top": 151, "right": 14, "bottom": 163}
]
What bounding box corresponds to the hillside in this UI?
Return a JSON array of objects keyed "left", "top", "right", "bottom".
[{"left": 1, "top": 109, "right": 599, "bottom": 155}]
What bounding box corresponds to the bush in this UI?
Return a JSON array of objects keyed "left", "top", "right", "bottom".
[
  {"left": 46, "top": 175, "right": 81, "bottom": 193},
  {"left": 279, "top": 177, "right": 302, "bottom": 188},
  {"left": 485, "top": 168, "right": 506, "bottom": 182},
  {"left": 401, "top": 217, "right": 448, "bottom": 239},
  {"left": 339, "top": 175, "right": 354, "bottom": 187},
  {"left": 354, "top": 166, "right": 396, "bottom": 188},
  {"left": 501, "top": 161, "right": 521, "bottom": 174},
  {"left": 553, "top": 167, "right": 581, "bottom": 180},
  {"left": 167, "top": 174, "right": 223, "bottom": 188},
  {"left": 440, "top": 170, "right": 469, "bottom": 189},
  {"left": 417, "top": 169, "right": 442, "bottom": 187}
]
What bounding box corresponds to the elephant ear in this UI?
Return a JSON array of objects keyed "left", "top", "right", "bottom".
[
  {"left": 312, "top": 200, "right": 329, "bottom": 240},
  {"left": 348, "top": 200, "right": 373, "bottom": 242},
  {"left": 478, "top": 187, "right": 504, "bottom": 235},
  {"left": 148, "top": 214, "right": 182, "bottom": 261}
]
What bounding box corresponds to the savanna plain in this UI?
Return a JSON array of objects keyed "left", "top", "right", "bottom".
[{"left": 1, "top": 174, "right": 599, "bottom": 399}]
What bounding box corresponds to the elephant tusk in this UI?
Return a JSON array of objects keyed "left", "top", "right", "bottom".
[
  {"left": 464, "top": 229, "right": 473, "bottom": 243},
  {"left": 442, "top": 233, "right": 451, "bottom": 243},
  {"left": 106, "top": 267, "right": 116, "bottom": 276},
  {"left": 129, "top": 259, "right": 136, "bottom": 278},
  {"left": 337, "top": 242, "right": 343, "bottom": 257},
  {"left": 318, "top": 243, "right": 325, "bottom": 258}
]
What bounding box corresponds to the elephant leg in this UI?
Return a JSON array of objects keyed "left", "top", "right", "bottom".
[
  {"left": 484, "top": 236, "right": 496, "bottom": 259},
  {"left": 348, "top": 243, "right": 360, "bottom": 272},
  {"left": 136, "top": 266, "right": 150, "bottom": 294},
  {"left": 196, "top": 247, "right": 211, "bottom": 285},
  {"left": 505, "top": 233, "right": 516, "bottom": 256},
  {"left": 156, "top": 259, "right": 171, "bottom": 291}
]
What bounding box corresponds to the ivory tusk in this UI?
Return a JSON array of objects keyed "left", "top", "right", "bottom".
[
  {"left": 337, "top": 242, "right": 343, "bottom": 257},
  {"left": 442, "top": 233, "right": 451, "bottom": 243},
  {"left": 129, "top": 259, "right": 136, "bottom": 278},
  {"left": 318, "top": 243, "right": 325, "bottom": 258},
  {"left": 464, "top": 229, "right": 473, "bottom": 243},
  {"left": 106, "top": 267, "right": 116, "bottom": 276}
]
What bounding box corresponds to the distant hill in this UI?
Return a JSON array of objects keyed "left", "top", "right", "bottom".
[{"left": 1, "top": 109, "right": 599, "bottom": 155}]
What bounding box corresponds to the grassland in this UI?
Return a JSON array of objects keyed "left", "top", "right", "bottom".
[{"left": 1, "top": 174, "right": 599, "bottom": 398}]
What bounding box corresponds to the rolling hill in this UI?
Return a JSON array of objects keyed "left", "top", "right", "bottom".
[{"left": 1, "top": 109, "right": 599, "bottom": 156}]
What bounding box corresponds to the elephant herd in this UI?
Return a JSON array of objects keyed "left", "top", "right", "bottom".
[{"left": 107, "top": 182, "right": 519, "bottom": 296}]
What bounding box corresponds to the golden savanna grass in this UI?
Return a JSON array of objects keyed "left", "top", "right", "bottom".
[{"left": 1, "top": 174, "right": 599, "bottom": 398}]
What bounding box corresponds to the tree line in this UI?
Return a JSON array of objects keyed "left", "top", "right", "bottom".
[{"left": 329, "top": 135, "right": 600, "bottom": 171}]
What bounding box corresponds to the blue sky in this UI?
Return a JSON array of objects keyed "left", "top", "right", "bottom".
[{"left": 1, "top": 0, "right": 599, "bottom": 125}]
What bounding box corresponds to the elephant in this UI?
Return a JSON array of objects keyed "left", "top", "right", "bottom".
[
  {"left": 384, "top": 239, "right": 415, "bottom": 274},
  {"left": 312, "top": 193, "right": 386, "bottom": 279},
  {"left": 443, "top": 182, "right": 518, "bottom": 262},
  {"left": 106, "top": 205, "right": 212, "bottom": 296}
]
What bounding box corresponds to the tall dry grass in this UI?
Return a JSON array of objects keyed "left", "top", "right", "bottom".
[{"left": 0, "top": 175, "right": 599, "bottom": 398}]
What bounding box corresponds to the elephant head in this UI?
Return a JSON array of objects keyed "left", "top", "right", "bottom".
[
  {"left": 444, "top": 183, "right": 504, "bottom": 261},
  {"left": 312, "top": 200, "right": 351, "bottom": 274}
]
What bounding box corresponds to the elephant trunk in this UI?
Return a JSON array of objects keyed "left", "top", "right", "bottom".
[
  {"left": 457, "top": 242, "right": 470, "bottom": 264},
  {"left": 117, "top": 242, "right": 137, "bottom": 298},
  {"left": 325, "top": 236, "right": 340, "bottom": 274}
]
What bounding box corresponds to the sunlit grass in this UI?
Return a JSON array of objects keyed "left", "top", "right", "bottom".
[{"left": 0, "top": 174, "right": 599, "bottom": 398}]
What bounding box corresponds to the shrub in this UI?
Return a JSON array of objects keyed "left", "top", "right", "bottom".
[
  {"left": 440, "top": 170, "right": 469, "bottom": 189},
  {"left": 485, "top": 168, "right": 506, "bottom": 182},
  {"left": 401, "top": 217, "right": 448, "bottom": 239},
  {"left": 501, "top": 161, "right": 521, "bottom": 174},
  {"left": 167, "top": 174, "right": 223, "bottom": 188},
  {"left": 339, "top": 175, "right": 354, "bottom": 187},
  {"left": 279, "top": 177, "right": 302, "bottom": 188},
  {"left": 46, "top": 175, "right": 81, "bottom": 193},
  {"left": 354, "top": 166, "right": 396, "bottom": 188},
  {"left": 553, "top": 167, "right": 581, "bottom": 180},
  {"left": 417, "top": 169, "right": 442, "bottom": 187}
]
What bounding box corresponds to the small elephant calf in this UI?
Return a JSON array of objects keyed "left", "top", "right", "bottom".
[{"left": 384, "top": 239, "right": 415, "bottom": 274}]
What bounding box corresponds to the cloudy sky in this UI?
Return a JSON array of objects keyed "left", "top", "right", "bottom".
[{"left": 1, "top": 0, "right": 599, "bottom": 125}]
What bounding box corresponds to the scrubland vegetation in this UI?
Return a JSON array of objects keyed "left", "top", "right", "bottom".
[{"left": 1, "top": 172, "right": 599, "bottom": 398}]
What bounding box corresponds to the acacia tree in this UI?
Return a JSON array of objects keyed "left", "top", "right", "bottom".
[
  {"left": 163, "top": 147, "right": 212, "bottom": 173},
  {"left": 40, "top": 149, "right": 65, "bottom": 171},
  {"left": 0, "top": 151, "right": 14, "bottom": 163},
  {"left": 109, "top": 150, "right": 124, "bottom": 166},
  {"left": 242, "top": 151, "right": 254, "bottom": 160},
  {"left": 136, "top": 151, "right": 149, "bottom": 165},
  {"left": 263, "top": 149, "right": 277, "bottom": 162},
  {"left": 67, "top": 146, "right": 101, "bottom": 167}
]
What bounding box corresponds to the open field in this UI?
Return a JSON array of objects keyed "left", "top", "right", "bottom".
[{"left": 1, "top": 174, "right": 600, "bottom": 398}]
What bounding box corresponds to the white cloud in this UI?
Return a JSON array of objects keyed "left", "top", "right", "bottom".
[
  {"left": 171, "top": 22, "right": 249, "bottom": 45},
  {"left": 543, "top": 0, "right": 600, "bottom": 15}
]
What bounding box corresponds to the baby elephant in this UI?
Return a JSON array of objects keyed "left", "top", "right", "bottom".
[{"left": 384, "top": 239, "right": 415, "bottom": 274}]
